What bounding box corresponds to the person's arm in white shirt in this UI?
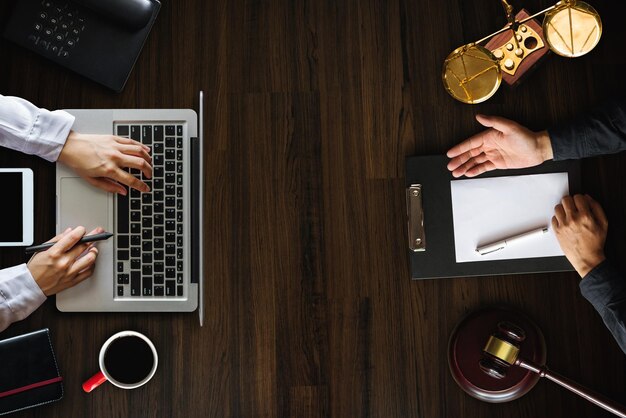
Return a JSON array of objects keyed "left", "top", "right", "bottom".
[
  {"left": 0, "top": 95, "right": 74, "bottom": 332},
  {"left": 0, "top": 94, "right": 74, "bottom": 161},
  {"left": 0, "top": 95, "right": 152, "bottom": 332},
  {"left": 0, "top": 226, "right": 102, "bottom": 332},
  {"left": 0, "top": 265, "right": 47, "bottom": 332},
  {"left": 0, "top": 93, "right": 153, "bottom": 192}
]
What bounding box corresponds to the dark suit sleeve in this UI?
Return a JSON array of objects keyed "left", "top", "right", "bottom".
[
  {"left": 580, "top": 260, "right": 626, "bottom": 355},
  {"left": 549, "top": 98, "right": 626, "bottom": 160}
]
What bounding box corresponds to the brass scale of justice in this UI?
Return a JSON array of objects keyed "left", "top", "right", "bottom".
[
  {"left": 442, "top": 0, "right": 602, "bottom": 103},
  {"left": 442, "top": 2, "right": 626, "bottom": 417}
]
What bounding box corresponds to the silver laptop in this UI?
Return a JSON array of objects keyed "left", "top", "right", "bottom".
[{"left": 55, "top": 92, "right": 204, "bottom": 323}]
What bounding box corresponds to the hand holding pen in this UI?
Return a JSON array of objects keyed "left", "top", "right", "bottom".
[
  {"left": 25, "top": 231, "right": 113, "bottom": 254},
  {"left": 26, "top": 227, "right": 109, "bottom": 296}
]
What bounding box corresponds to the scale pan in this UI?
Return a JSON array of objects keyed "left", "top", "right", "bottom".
[
  {"left": 442, "top": 44, "right": 501, "bottom": 104},
  {"left": 543, "top": 1, "right": 602, "bottom": 57}
]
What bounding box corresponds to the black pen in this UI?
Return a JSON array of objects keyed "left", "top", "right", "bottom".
[{"left": 25, "top": 232, "right": 114, "bottom": 255}]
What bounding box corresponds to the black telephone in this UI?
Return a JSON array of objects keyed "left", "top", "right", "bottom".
[{"left": 3, "top": 0, "right": 161, "bottom": 92}]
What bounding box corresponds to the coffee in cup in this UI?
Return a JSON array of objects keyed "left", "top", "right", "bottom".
[{"left": 83, "top": 331, "right": 158, "bottom": 392}]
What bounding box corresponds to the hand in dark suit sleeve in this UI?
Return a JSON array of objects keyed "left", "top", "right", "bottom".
[
  {"left": 552, "top": 194, "right": 607, "bottom": 277},
  {"left": 446, "top": 114, "right": 553, "bottom": 177},
  {"left": 549, "top": 98, "right": 626, "bottom": 160},
  {"left": 580, "top": 261, "right": 626, "bottom": 355}
]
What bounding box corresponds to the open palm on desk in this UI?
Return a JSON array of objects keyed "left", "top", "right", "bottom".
[{"left": 446, "top": 114, "right": 554, "bottom": 178}]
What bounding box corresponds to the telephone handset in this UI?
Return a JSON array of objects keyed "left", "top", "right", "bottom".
[{"left": 73, "top": 0, "right": 155, "bottom": 31}]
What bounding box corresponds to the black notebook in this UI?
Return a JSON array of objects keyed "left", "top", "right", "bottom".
[{"left": 0, "top": 329, "right": 63, "bottom": 416}]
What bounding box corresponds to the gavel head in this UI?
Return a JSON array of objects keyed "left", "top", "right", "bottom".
[{"left": 479, "top": 321, "right": 526, "bottom": 379}]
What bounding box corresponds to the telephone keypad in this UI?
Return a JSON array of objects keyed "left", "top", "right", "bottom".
[{"left": 28, "top": 0, "right": 86, "bottom": 58}]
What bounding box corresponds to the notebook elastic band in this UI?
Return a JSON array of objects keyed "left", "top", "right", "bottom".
[{"left": 0, "top": 376, "right": 63, "bottom": 399}]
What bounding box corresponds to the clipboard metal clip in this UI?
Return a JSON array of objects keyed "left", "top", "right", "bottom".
[{"left": 406, "top": 184, "right": 426, "bottom": 252}]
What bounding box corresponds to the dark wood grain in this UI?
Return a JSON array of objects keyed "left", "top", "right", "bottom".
[{"left": 1, "top": 0, "right": 625, "bottom": 417}]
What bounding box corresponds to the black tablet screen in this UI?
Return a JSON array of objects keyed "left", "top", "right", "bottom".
[{"left": 1, "top": 173, "right": 23, "bottom": 242}]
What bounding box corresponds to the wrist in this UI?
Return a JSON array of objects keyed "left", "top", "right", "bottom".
[
  {"left": 576, "top": 252, "right": 606, "bottom": 278},
  {"left": 26, "top": 263, "right": 48, "bottom": 296},
  {"left": 57, "top": 131, "right": 77, "bottom": 165},
  {"left": 536, "top": 130, "right": 553, "bottom": 162}
]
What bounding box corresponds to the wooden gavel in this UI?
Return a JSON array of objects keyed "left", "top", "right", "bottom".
[{"left": 480, "top": 321, "right": 626, "bottom": 418}]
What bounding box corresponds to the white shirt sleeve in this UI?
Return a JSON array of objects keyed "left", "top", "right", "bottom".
[
  {"left": 0, "top": 264, "right": 47, "bottom": 332},
  {"left": 0, "top": 94, "right": 75, "bottom": 161}
]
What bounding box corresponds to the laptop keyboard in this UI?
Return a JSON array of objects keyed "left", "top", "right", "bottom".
[{"left": 114, "top": 124, "right": 185, "bottom": 298}]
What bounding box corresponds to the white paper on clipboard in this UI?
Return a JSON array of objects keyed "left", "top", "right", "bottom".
[{"left": 450, "top": 172, "right": 569, "bottom": 263}]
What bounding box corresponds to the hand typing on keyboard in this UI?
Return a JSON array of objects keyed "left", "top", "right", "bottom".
[{"left": 58, "top": 131, "right": 153, "bottom": 195}]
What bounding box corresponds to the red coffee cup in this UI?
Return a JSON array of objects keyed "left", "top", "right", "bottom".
[{"left": 83, "top": 331, "right": 158, "bottom": 392}]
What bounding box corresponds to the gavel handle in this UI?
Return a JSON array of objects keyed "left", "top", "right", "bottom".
[{"left": 518, "top": 359, "right": 626, "bottom": 418}]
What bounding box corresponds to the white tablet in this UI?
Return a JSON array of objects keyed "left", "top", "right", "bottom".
[{"left": 0, "top": 168, "right": 34, "bottom": 246}]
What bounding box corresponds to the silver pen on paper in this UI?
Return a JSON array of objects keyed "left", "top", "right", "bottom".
[{"left": 476, "top": 227, "right": 549, "bottom": 256}]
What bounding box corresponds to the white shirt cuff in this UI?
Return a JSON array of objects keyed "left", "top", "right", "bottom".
[
  {"left": 24, "top": 109, "right": 75, "bottom": 162},
  {"left": 0, "top": 95, "right": 75, "bottom": 162},
  {"left": 0, "top": 264, "right": 47, "bottom": 331}
]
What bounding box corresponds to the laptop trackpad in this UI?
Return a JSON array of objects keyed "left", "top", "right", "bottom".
[{"left": 59, "top": 178, "right": 111, "bottom": 231}]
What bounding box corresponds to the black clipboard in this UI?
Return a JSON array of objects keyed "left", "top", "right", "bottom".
[{"left": 405, "top": 155, "right": 581, "bottom": 280}]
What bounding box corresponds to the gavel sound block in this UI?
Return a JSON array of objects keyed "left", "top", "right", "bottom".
[
  {"left": 448, "top": 306, "right": 546, "bottom": 402},
  {"left": 449, "top": 306, "right": 626, "bottom": 417}
]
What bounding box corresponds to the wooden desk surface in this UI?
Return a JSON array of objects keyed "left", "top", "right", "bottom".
[{"left": 1, "top": 0, "right": 625, "bottom": 417}]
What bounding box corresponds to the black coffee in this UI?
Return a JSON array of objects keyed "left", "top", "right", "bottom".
[{"left": 103, "top": 336, "right": 154, "bottom": 385}]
